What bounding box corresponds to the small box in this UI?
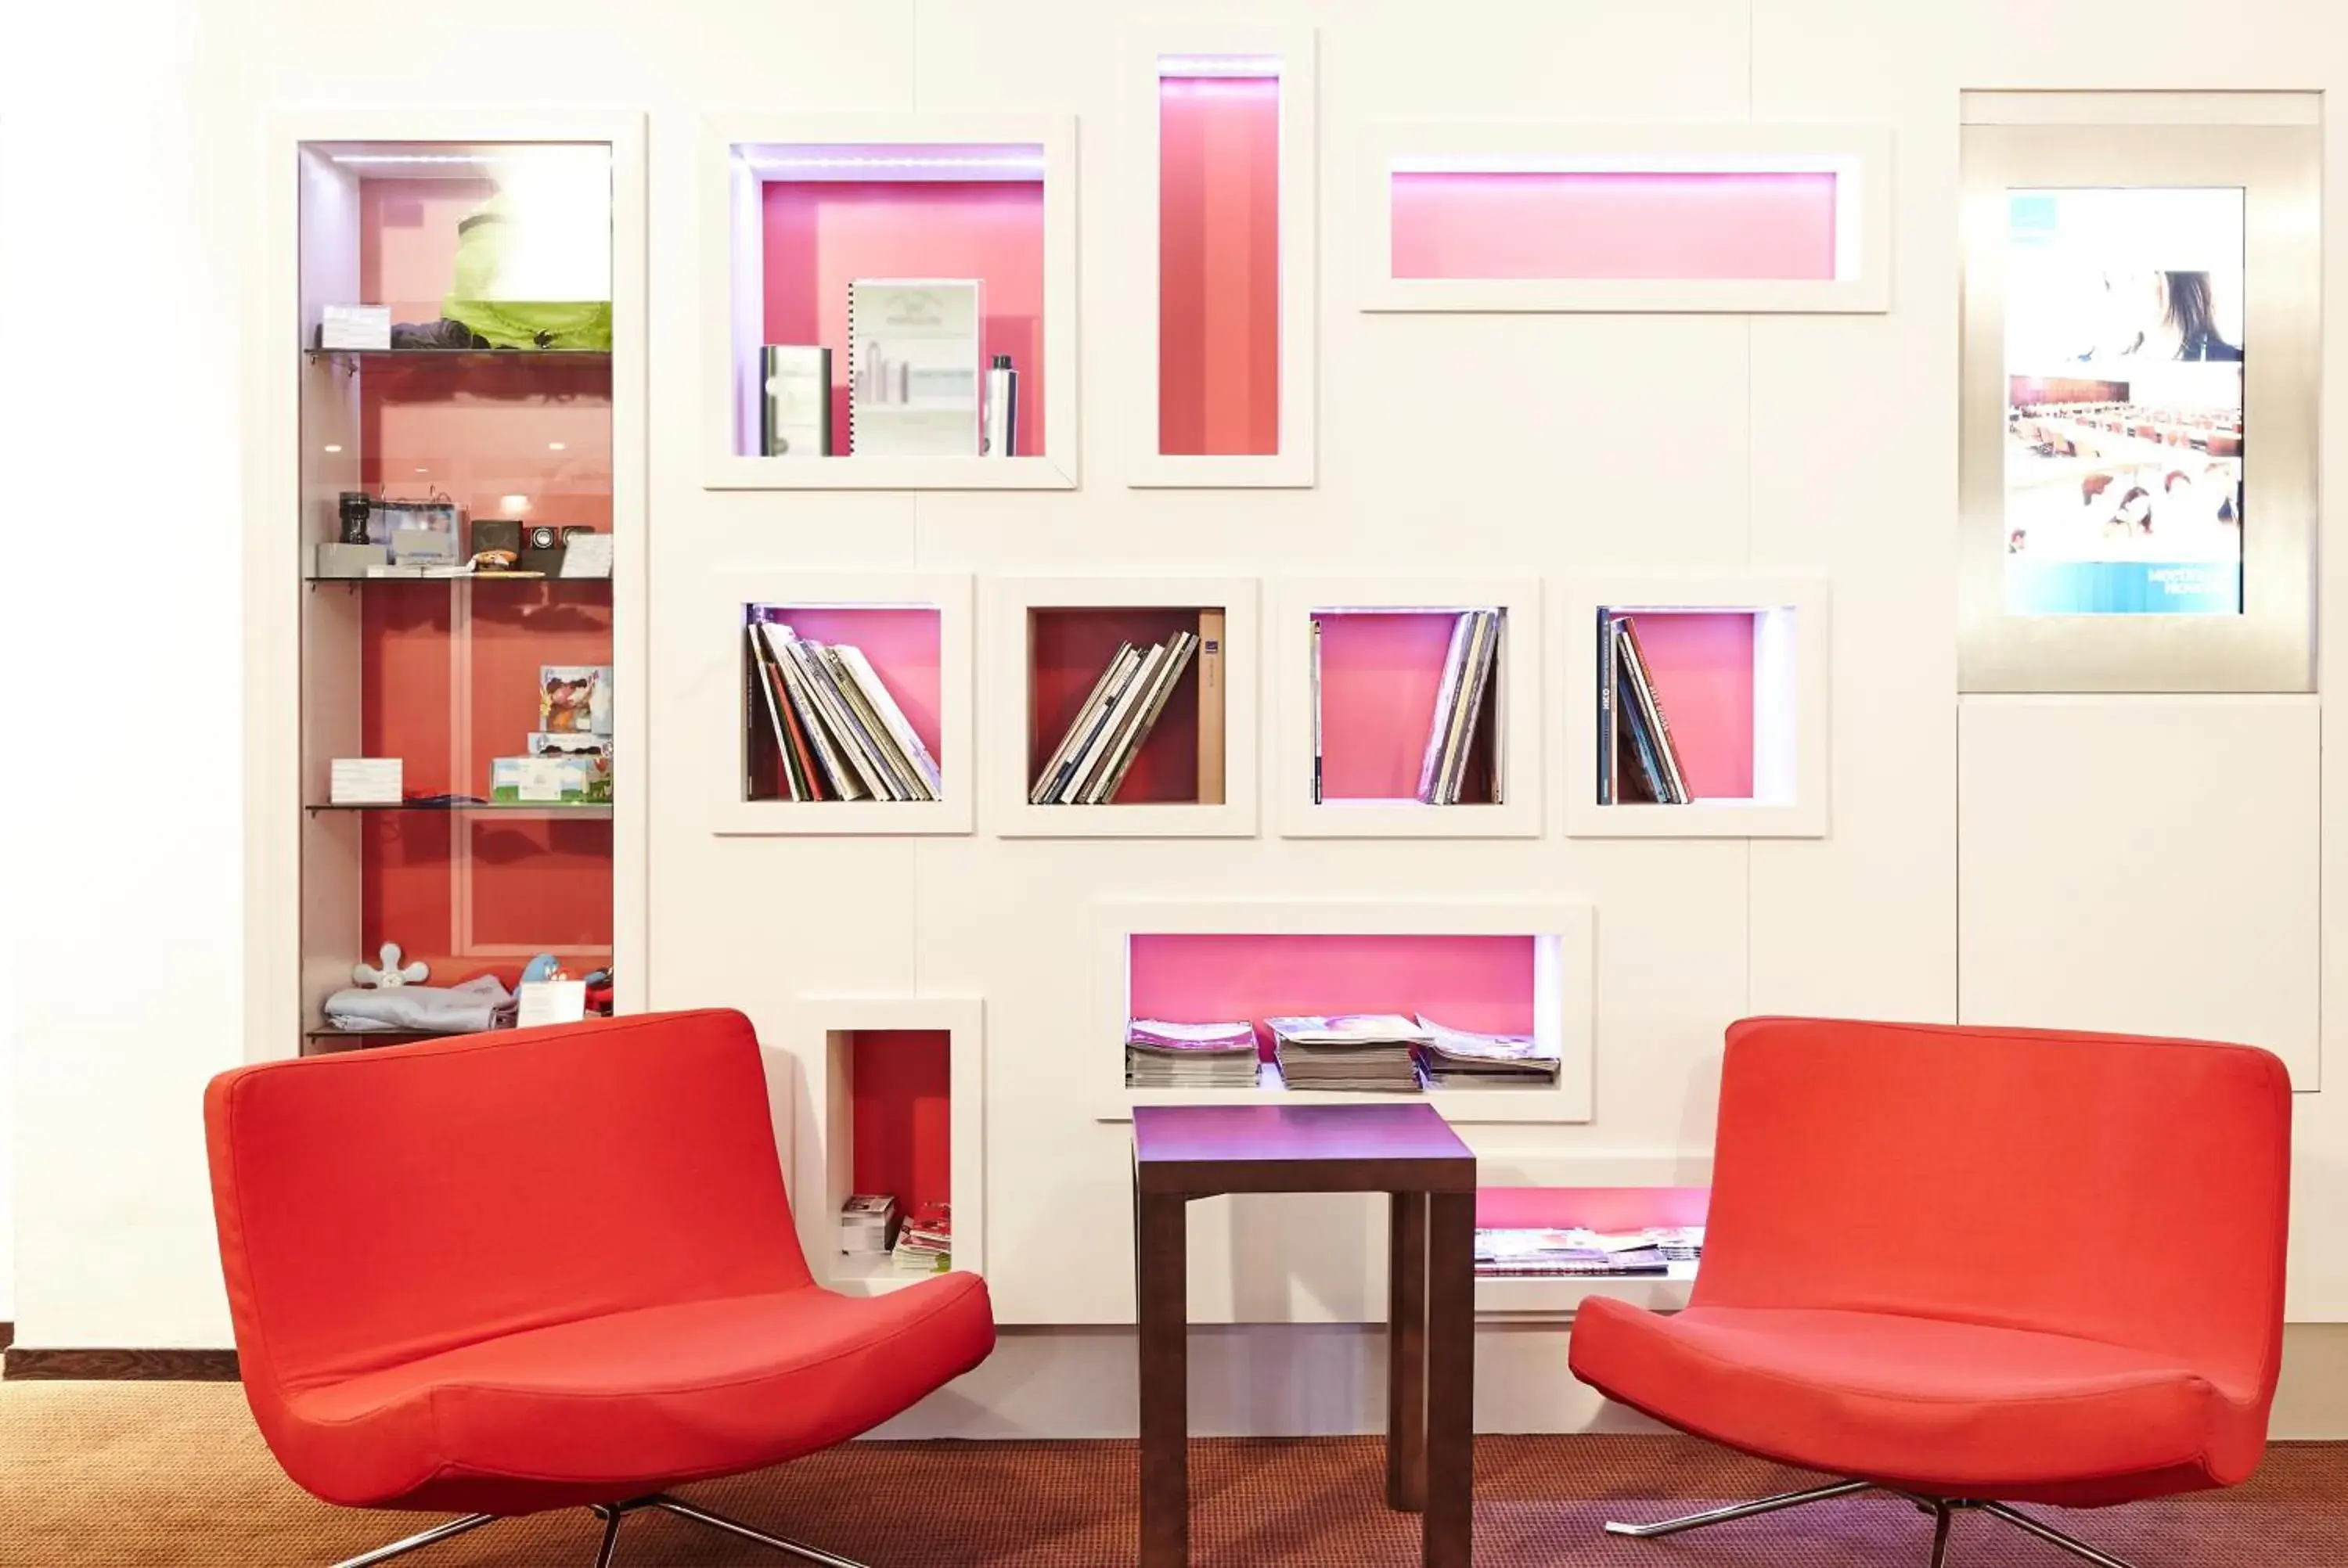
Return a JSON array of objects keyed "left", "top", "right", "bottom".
[
  {"left": 839, "top": 1193, "right": 898, "bottom": 1255},
  {"left": 469, "top": 518, "right": 523, "bottom": 559},
  {"left": 313, "top": 542, "right": 387, "bottom": 578},
  {"left": 329, "top": 757, "right": 402, "bottom": 805},
  {"left": 320, "top": 304, "right": 391, "bottom": 351},
  {"left": 390, "top": 527, "right": 459, "bottom": 568},
  {"left": 491, "top": 755, "right": 591, "bottom": 804}
]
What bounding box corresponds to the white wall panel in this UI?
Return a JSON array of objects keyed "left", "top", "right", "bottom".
[{"left": 1958, "top": 698, "right": 2319, "bottom": 1084}]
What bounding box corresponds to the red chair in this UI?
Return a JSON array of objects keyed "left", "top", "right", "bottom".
[
  {"left": 1570, "top": 1016, "right": 2290, "bottom": 1568},
  {"left": 204, "top": 1009, "right": 994, "bottom": 1567}
]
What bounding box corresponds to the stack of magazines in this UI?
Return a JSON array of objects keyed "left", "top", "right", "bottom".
[
  {"left": 1414, "top": 609, "right": 1503, "bottom": 805},
  {"left": 1032, "top": 633, "right": 1199, "bottom": 804},
  {"left": 1125, "top": 1020, "right": 1262, "bottom": 1089},
  {"left": 747, "top": 619, "right": 944, "bottom": 804},
  {"left": 891, "top": 1202, "right": 952, "bottom": 1273},
  {"left": 1266, "top": 1014, "right": 1429, "bottom": 1092},
  {"left": 1597, "top": 613, "right": 1691, "bottom": 804},
  {"left": 1417, "top": 1016, "right": 1561, "bottom": 1088},
  {"left": 1473, "top": 1226, "right": 1703, "bottom": 1278}
]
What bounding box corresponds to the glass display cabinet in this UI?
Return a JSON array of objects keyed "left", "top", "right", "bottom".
[{"left": 276, "top": 124, "right": 639, "bottom": 1055}]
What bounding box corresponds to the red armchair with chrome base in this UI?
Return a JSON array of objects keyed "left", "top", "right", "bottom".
[
  {"left": 1570, "top": 1016, "right": 2290, "bottom": 1568},
  {"left": 204, "top": 1009, "right": 994, "bottom": 1567}
]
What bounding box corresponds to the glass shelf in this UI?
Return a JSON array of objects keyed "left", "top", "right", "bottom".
[
  {"left": 303, "top": 573, "right": 612, "bottom": 586},
  {"left": 305, "top": 347, "right": 611, "bottom": 365},
  {"left": 304, "top": 801, "right": 612, "bottom": 817}
]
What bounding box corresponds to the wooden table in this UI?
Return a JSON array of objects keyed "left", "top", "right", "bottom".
[{"left": 1132, "top": 1103, "right": 1478, "bottom": 1566}]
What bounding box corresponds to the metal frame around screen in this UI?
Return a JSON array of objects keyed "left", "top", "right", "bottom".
[{"left": 1958, "top": 115, "right": 2319, "bottom": 693}]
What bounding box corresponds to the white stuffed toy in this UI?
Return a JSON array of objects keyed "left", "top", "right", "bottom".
[{"left": 352, "top": 942, "right": 430, "bottom": 989}]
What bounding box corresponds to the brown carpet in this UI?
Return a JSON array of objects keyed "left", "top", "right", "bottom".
[{"left": 3, "top": 1382, "right": 2343, "bottom": 1565}]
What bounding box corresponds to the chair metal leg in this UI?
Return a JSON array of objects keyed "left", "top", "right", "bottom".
[
  {"left": 1604, "top": 1477, "right": 1876, "bottom": 1537},
  {"left": 330, "top": 1513, "right": 499, "bottom": 1568},
  {"left": 592, "top": 1505, "right": 625, "bottom": 1568},
  {"left": 1979, "top": 1501, "right": 2139, "bottom": 1568},
  {"left": 650, "top": 1494, "right": 873, "bottom": 1567},
  {"left": 1927, "top": 1500, "right": 1954, "bottom": 1568}
]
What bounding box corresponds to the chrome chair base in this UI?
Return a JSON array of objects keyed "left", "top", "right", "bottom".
[
  {"left": 1605, "top": 1478, "right": 2138, "bottom": 1568},
  {"left": 330, "top": 1493, "right": 872, "bottom": 1568}
]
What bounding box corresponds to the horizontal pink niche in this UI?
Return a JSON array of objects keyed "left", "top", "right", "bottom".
[
  {"left": 762, "top": 178, "right": 1045, "bottom": 457},
  {"left": 1028, "top": 608, "right": 1205, "bottom": 804},
  {"left": 1316, "top": 612, "right": 1495, "bottom": 802},
  {"left": 1129, "top": 933, "right": 1536, "bottom": 1063},
  {"left": 1390, "top": 169, "right": 1838, "bottom": 282},
  {"left": 1475, "top": 1186, "right": 1712, "bottom": 1231},
  {"left": 1159, "top": 76, "right": 1280, "bottom": 457},
  {"left": 1617, "top": 611, "right": 1756, "bottom": 800},
  {"left": 757, "top": 606, "right": 944, "bottom": 761}
]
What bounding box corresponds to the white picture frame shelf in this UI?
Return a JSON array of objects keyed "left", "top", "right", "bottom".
[
  {"left": 699, "top": 112, "right": 1079, "bottom": 491},
  {"left": 1274, "top": 576, "right": 1542, "bottom": 839},
  {"left": 789, "top": 997, "right": 987, "bottom": 1298},
  {"left": 1124, "top": 22, "right": 1318, "bottom": 488},
  {"left": 1093, "top": 899, "right": 1596, "bottom": 1124},
  {"left": 1559, "top": 574, "right": 1831, "bottom": 839},
  {"left": 702, "top": 571, "right": 974, "bottom": 836},
  {"left": 1355, "top": 121, "right": 1893, "bottom": 315},
  {"left": 990, "top": 576, "right": 1261, "bottom": 839}
]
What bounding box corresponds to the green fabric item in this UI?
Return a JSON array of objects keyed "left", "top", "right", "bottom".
[{"left": 441, "top": 192, "right": 613, "bottom": 351}]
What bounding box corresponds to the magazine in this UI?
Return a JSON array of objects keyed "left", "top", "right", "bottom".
[{"left": 1415, "top": 1015, "right": 1561, "bottom": 1088}]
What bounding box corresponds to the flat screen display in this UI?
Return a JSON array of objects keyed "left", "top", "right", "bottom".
[{"left": 2002, "top": 187, "right": 2245, "bottom": 616}]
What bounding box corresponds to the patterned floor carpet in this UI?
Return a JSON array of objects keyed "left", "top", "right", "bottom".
[{"left": 3, "top": 1381, "right": 2343, "bottom": 1565}]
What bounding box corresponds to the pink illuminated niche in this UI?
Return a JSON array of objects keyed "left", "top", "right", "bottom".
[
  {"left": 747, "top": 142, "right": 1047, "bottom": 458},
  {"left": 1391, "top": 169, "right": 1838, "bottom": 283},
  {"left": 1313, "top": 611, "right": 1499, "bottom": 803},
  {"left": 752, "top": 606, "right": 945, "bottom": 761},
  {"left": 1476, "top": 1186, "right": 1710, "bottom": 1231},
  {"left": 848, "top": 1030, "right": 953, "bottom": 1215},
  {"left": 1159, "top": 70, "right": 1280, "bottom": 456},
  {"left": 1129, "top": 932, "right": 1536, "bottom": 1063},
  {"left": 1616, "top": 611, "right": 1756, "bottom": 800}
]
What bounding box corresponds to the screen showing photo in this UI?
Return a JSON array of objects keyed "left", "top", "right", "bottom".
[{"left": 2002, "top": 187, "right": 2244, "bottom": 616}]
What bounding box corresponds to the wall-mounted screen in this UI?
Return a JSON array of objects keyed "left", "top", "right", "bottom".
[
  {"left": 1958, "top": 100, "right": 2317, "bottom": 693},
  {"left": 2002, "top": 188, "right": 2245, "bottom": 617}
]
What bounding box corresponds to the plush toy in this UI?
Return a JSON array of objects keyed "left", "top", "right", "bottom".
[
  {"left": 352, "top": 942, "right": 430, "bottom": 989},
  {"left": 519, "top": 953, "right": 564, "bottom": 985}
]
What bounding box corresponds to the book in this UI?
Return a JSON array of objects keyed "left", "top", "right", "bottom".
[
  {"left": 1610, "top": 620, "right": 1671, "bottom": 804},
  {"left": 1197, "top": 609, "right": 1227, "bottom": 806},
  {"left": 1266, "top": 1014, "right": 1430, "bottom": 1093},
  {"left": 835, "top": 645, "right": 944, "bottom": 800},
  {"left": 1030, "top": 643, "right": 1136, "bottom": 805},
  {"left": 819, "top": 643, "right": 925, "bottom": 800},
  {"left": 778, "top": 631, "right": 896, "bottom": 800},
  {"left": 848, "top": 279, "right": 984, "bottom": 457},
  {"left": 763, "top": 625, "right": 866, "bottom": 800},
  {"left": 1090, "top": 633, "right": 1197, "bottom": 804},
  {"left": 1615, "top": 617, "right": 1688, "bottom": 804},
  {"left": 891, "top": 1202, "right": 953, "bottom": 1273},
  {"left": 1066, "top": 642, "right": 1167, "bottom": 803},
  {"left": 1413, "top": 610, "right": 1503, "bottom": 805},
  {"left": 747, "top": 624, "right": 799, "bottom": 800},
  {"left": 539, "top": 664, "right": 612, "bottom": 736},
  {"left": 1125, "top": 1019, "right": 1262, "bottom": 1090},
  {"left": 1309, "top": 613, "right": 1323, "bottom": 805},
  {"left": 1597, "top": 610, "right": 1619, "bottom": 805},
  {"left": 1414, "top": 1015, "right": 1560, "bottom": 1088}
]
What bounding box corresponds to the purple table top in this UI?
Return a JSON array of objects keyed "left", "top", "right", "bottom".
[{"left": 1133, "top": 1102, "right": 1473, "bottom": 1168}]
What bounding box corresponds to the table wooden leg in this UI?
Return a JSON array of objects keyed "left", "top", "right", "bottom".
[
  {"left": 1385, "top": 1190, "right": 1428, "bottom": 1512},
  {"left": 1422, "top": 1191, "right": 1475, "bottom": 1568},
  {"left": 1136, "top": 1192, "right": 1190, "bottom": 1567}
]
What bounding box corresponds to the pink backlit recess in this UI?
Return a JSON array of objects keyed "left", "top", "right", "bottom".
[
  {"left": 762, "top": 178, "right": 1045, "bottom": 457},
  {"left": 1624, "top": 612, "right": 1756, "bottom": 800},
  {"left": 1476, "top": 1186, "right": 1712, "bottom": 1230},
  {"left": 848, "top": 1029, "right": 953, "bottom": 1215},
  {"left": 1129, "top": 933, "right": 1536, "bottom": 1063},
  {"left": 1158, "top": 76, "right": 1280, "bottom": 456},
  {"left": 1391, "top": 170, "right": 1838, "bottom": 282},
  {"left": 762, "top": 606, "right": 945, "bottom": 761},
  {"left": 1315, "top": 613, "right": 1485, "bottom": 801},
  {"left": 1028, "top": 609, "right": 1204, "bottom": 804}
]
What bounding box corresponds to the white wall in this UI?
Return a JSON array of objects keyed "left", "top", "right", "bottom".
[{"left": 10, "top": 0, "right": 2348, "bottom": 1438}]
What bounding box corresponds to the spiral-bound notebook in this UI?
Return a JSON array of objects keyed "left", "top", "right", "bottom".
[{"left": 847, "top": 279, "right": 984, "bottom": 457}]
